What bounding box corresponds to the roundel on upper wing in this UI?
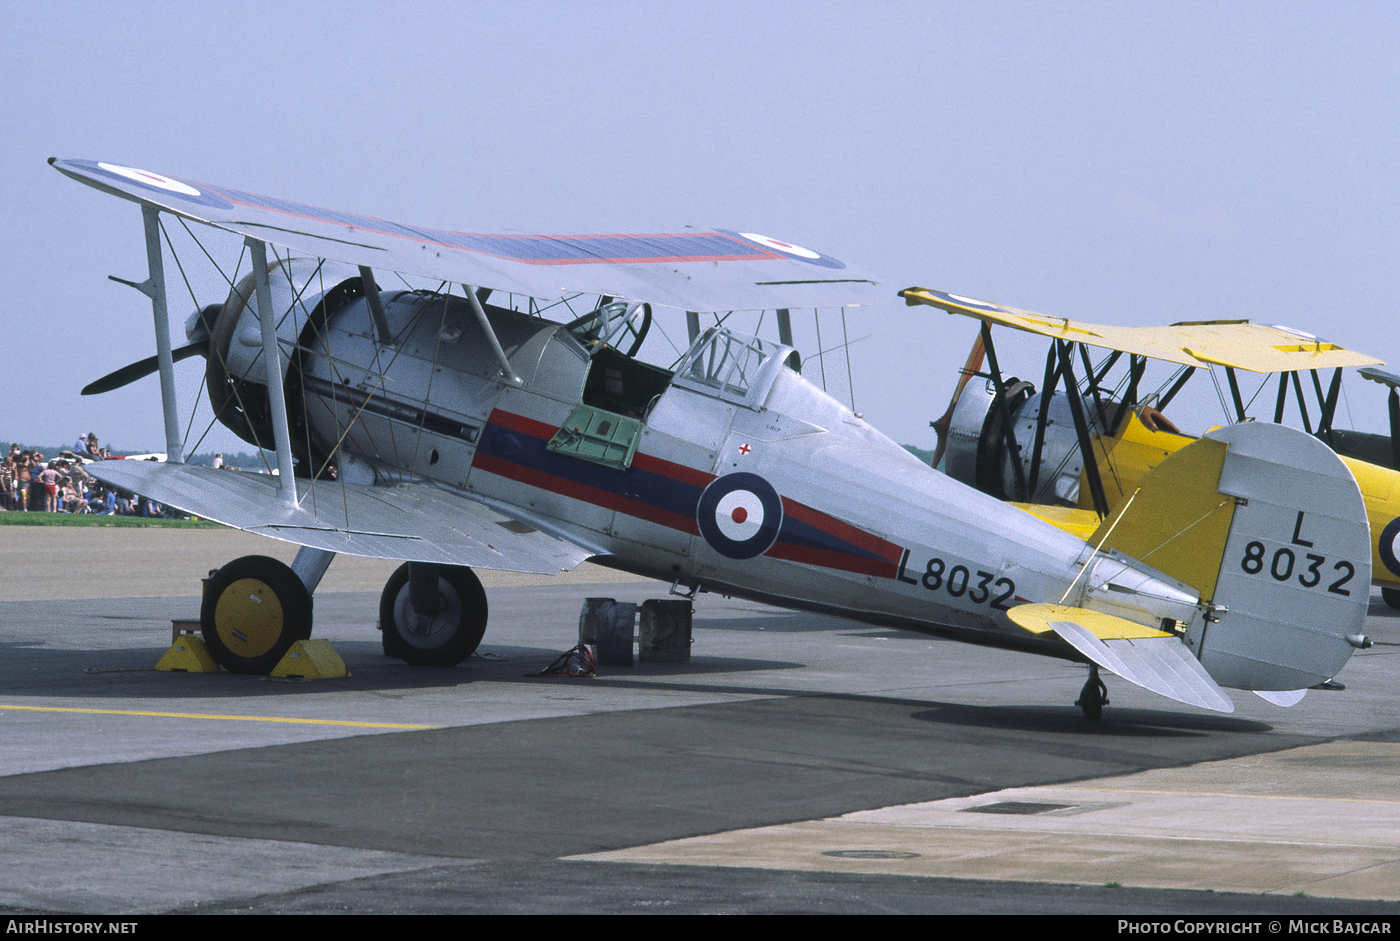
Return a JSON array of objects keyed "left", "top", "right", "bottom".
[
  {"left": 1379, "top": 517, "right": 1400, "bottom": 577},
  {"left": 697, "top": 473, "right": 783, "bottom": 560},
  {"left": 737, "top": 232, "right": 821, "bottom": 260},
  {"left": 98, "top": 163, "right": 202, "bottom": 197},
  {"left": 717, "top": 229, "right": 845, "bottom": 269}
]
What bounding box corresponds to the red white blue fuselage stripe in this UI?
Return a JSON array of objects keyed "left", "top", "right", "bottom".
[{"left": 472, "top": 409, "right": 903, "bottom": 577}]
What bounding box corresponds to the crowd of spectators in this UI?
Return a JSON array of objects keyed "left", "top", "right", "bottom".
[{"left": 1, "top": 433, "right": 179, "bottom": 518}]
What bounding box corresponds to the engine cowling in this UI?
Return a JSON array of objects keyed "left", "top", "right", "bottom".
[
  {"left": 203, "top": 258, "right": 361, "bottom": 456},
  {"left": 941, "top": 377, "right": 1112, "bottom": 505}
]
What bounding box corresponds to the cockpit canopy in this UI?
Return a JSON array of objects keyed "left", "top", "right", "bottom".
[{"left": 672, "top": 326, "right": 796, "bottom": 410}]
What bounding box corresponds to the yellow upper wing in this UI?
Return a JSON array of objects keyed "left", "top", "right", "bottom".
[{"left": 901, "top": 287, "right": 1382, "bottom": 373}]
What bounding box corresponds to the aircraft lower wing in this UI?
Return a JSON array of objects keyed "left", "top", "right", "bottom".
[
  {"left": 1009, "top": 603, "right": 1236, "bottom": 713},
  {"left": 86, "top": 461, "right": 595, "bottom": 574}
]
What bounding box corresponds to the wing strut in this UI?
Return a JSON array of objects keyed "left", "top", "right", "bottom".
[
  {"left": 358, "top": 266, "right": 395, "bottom": 346},
  {"left": 1027, "top": 341, "right": 1062, "bottom": 499},
  {"left": 1057, "top": 340, "right": 1111, "bottom": 518},
  {"left": 1313, "top": 367, "right": 1343, "bottom": 446},
  {"left": 1265, "top": 364, "right": 1347, "bottom": 443},
  {"left": 464, "top": 284, "right": 520, "bottom": 385},
  {"left": 247, "top": 237, "right": 298, "bottom": 505},
  {"left": 1273, "top": 371, "right": 1290, "bottom": 424},
  {"left": 135, "top": 206, "right": 184, "bottom": 464},
  {"left": 1157, "top": 365, "right": 1196, "bottom": 411},
  {"left": 1108, "top": 354, "right": 1146, "bottom": 435},
  {"left": 1223, "top": 366, "right": 1248, "bottom": 422},
  {"left": 1390, "top": 380, "right": 1400, "bottom": 469},
  {"left": 980, "top": 322, "right": 1029, "bottom": 501},
  {"left": 776, "top": 308, "right": 794, "bottom": 346}
]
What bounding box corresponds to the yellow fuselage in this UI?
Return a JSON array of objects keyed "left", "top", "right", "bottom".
[{"left": 1016, "top": 412, "right": 1400, "bottom": 592}]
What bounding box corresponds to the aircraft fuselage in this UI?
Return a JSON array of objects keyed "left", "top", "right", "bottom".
[{"left": 289, "top": 287, "right": 1201, "bottom": 658}]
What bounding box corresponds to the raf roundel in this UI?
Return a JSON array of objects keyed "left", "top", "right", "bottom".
[
  {"left": 697, "top": 473, "right": 784, "bottom": 560},
  {"left": 1379, "top": 517, "right": 1400, "bottom": 578},
  {"left": 737, "top": 232, "right": 822, "bottom": 260},
  {"left": 97, "top": 163, "right": 202, "bottom": 198}
]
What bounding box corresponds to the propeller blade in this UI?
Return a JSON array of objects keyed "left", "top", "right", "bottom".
[{"left": 81, "top": 339, "right": 209, "bottom": 395}]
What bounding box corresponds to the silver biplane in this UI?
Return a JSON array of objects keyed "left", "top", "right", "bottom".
[{"left": 54, "top": 158, "right": 1373, "bottom": 719}]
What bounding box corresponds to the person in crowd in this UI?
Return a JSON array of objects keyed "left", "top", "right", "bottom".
[
  {"left": 27, "top": 453, "right": 46, "bottom": 512},
  {"left": 4, "top": 445, "right": 18, "bottom": 509},
  {"left": 39, "top": 461, "right": 61, "bottom": 512},
  {"left": 60, "top": 474, "right": 86, "bottom": 513},
  {"left": 15, "top": 452, "right": 31, "bottom": 511},
  {"left": 138, "top": 496, "right": 170, "bottom": 518},
  {"left": 1, "top": 453, "right": 14, "bottom": 510},
  {"left": 85, "top": 482, "right": 107, "bottom": 514}
]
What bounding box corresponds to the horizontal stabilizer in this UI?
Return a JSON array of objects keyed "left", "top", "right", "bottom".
[
  {"left": 86, "top": 461, "right": 595, "bottom": 574},
  {"left": 1009, "top": 603, "right": 1235, "bottom": 713}
]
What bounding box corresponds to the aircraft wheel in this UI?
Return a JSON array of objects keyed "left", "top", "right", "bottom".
[
  {"left": 1383, "top": 587, "right": 1400, "bottom": 609},
  {"left": 201, "top": 555, "right": 313, "bottom": 674},
  {"left": 379, "top": 563, "right": 487, "bottom": 666}
]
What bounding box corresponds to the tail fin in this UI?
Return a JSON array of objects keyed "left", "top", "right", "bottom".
[{"left": 1093, "top": 422, "right": 1370, "bottom": 692}]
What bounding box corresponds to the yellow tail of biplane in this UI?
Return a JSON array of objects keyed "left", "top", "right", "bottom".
[{"left": 1014, "top": 422, "right": 1371, "bottom": 710}]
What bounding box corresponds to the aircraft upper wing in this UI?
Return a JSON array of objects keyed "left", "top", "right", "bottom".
[
  {"left": 86, "top": 461, "right": 596, "bottom": 574},
  {"left": 1359, "top": 366, "right": 1400, "bottom": 390},
  {"left": 51, "top": 158, "right": 883, "bottom": 313},
  {"left": 901, "top": 286, "right": 1382, "bottom": 372}
]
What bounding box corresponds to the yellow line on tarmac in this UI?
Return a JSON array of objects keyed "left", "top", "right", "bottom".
[{"left": 0, "top": 704, "right": 439, "bottom": 730}]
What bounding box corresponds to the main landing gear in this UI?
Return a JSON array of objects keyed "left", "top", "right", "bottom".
[
  {"left": 1076, "top": 664, "right": 1109, "bottom": 721},
  {"left": 199, "top": 549, "right": 490, "bottom": 675},
  {"left": 201, "top": 555, "right": 313, "bottom": 674},
  {"left": 379, "top": 562, "right": 488, "bottom": 666}
]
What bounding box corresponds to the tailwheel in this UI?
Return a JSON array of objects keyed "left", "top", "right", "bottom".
[
  {"left": 1075, "top": 664, "right": 1109, "bottom": 721},
  {"left": 379, "top": 562, "right": 488, "bottom": 666},
  {"left": 201, "top": 555, "right": 313, "bottom": 674},
  {"left": 1383, "top": 587, "right": 1400, "bottom": 609}
]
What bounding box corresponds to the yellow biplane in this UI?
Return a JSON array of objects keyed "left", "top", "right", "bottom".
[{"left": 901, "top": 286, "right": 1400, "bottom": 608}]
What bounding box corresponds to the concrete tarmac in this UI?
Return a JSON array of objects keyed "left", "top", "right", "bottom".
[{"left": 0, "top": 525, "right": 1398, "bottom": 915}]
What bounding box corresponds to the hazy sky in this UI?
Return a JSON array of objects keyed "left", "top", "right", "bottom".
[{"left": 5, "top": 1, "right": 1398, "bottom": 455}]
